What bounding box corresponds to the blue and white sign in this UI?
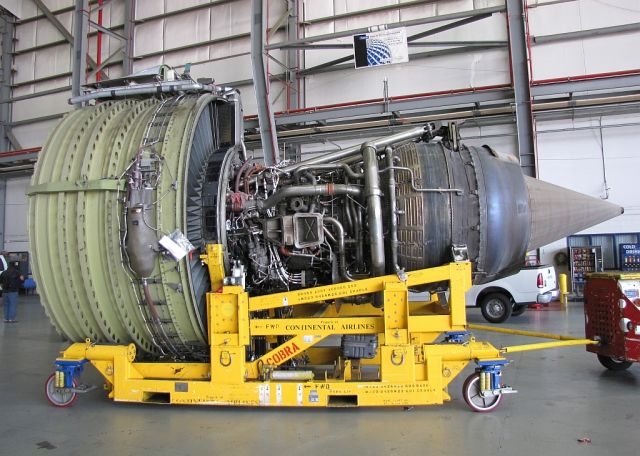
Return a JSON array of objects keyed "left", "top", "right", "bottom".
[{"left": 353, "top": 28, "right": 409, "bottom": 69}]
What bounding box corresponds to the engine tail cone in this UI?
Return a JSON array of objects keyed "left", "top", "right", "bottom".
[{"left": 525, "top": 176, "right": 624, "bottom": 250}]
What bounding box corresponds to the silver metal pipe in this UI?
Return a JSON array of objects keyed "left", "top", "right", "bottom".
[
  {"left": 225, "top": 89, "right": 247, "bottom": 161},
  {"left": 342, "top": 177, "right": 354, "bottom": 234},
  {"left": 291, "top": 163, "right": 364, "bottom": 181},
  {"left": 251, "top": 0, "right": 279, "bottom": 166},
  {"left": 69, "top": 81, "right": 212, "bottom": 104},
  {"left": 385, "top": 147, "right": 400, "bottom": 272},
  {"left": 506, "top": 0, "right": 535, "bottom": 177},
  {"left": 362, "top": 143, "right": 385, "bottom": 278},
  {"left": 379, "top": 166, "right": 464, "bottom": 194},
  {"left": 323, "top": 217, "right": 352, "bottom": 282},
  {"left": 353, "top": 200, "right": 364, "bottom": 270},
  {"left": 259, "top": 184, "right": 362, "bottom": 209},
  {"left": 281, "top": 125, "right": 428, "bottom": 172}
]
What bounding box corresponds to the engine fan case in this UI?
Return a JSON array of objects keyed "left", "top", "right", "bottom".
[{"left": 28, "top": 95, "right": 230, "bottom": 355}]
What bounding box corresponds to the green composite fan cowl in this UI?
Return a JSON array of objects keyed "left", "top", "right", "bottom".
[{"left": 28, "top": 94, "right": 234, "bottom": 358}]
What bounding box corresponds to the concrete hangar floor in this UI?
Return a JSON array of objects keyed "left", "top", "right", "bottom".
[{"left": 0, "top": 295, "right": 638, "bottom": 456}]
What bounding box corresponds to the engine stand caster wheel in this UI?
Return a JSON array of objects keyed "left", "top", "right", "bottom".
[
  {"left": 462, "top": 373, "right": 503, "bottom": 412},
  {"left": 597, "top": 354, "right": 633, "bottom": 371},
  {"left": 45, "top": 373, "right": 78, "bottom": 407}
]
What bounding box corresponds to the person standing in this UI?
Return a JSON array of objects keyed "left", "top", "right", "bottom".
[{"left": 2, "top": 262, "right": 24, "bottom": 323}]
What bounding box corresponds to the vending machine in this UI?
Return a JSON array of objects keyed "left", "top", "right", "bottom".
[
  {"left": 620, "top": 243, "right": 640, "bottom": 272},
  {"left": 570, "top": 246, "right": 603, "bottom": 296}
]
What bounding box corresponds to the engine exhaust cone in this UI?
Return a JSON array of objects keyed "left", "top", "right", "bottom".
[{"left": 525, "top": 176, "right": 624, "bottom": 250}]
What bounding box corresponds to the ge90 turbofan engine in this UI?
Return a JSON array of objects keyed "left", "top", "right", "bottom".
[{"left": 28, "top": 74, "right": 623, "bottom": 359}]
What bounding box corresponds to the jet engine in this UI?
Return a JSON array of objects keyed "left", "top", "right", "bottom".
[{"left": 28, "top": 72, "right": 623, "bottom": 359}]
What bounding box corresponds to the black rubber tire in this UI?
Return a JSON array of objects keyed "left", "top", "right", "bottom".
[
  {"left": 511, "top": 304, "right": 527, "bottom": 316},
  {"left": 597, "top": 354, "right": 633, "bottom": 371},
  {"left": 45, "top": 373, "right": 78, "bottom": 407},
  {"left": 480, "top": 292, "right": 512, "bottom": 323},
  {"left": 462, "top": 373, "right": 503, "bottom": 413}
]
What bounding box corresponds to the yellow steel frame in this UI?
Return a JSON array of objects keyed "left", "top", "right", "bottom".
[{"left": 52, "top": 245, "right": 594, "bottom": 408}]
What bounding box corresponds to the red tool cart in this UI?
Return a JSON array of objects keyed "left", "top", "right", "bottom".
[{"left": 584, "top": 272, "right": 640, "bottom": 370}]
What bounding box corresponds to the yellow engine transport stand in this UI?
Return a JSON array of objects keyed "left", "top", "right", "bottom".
[{"left": 45, "top": 245, "right": 596, "bottom": 412}]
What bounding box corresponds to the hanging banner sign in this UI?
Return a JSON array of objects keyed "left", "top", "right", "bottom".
[{"left": 353, "top": 27, "right": 409, "bottom": 69}]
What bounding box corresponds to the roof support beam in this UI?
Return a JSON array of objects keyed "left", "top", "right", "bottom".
[
  {"left": 302, "top": 0, "right": 440, "bottom": 26},
  {"left": 5, "top": 130, "right": 22, "bottom": 151},
  {"left": 9, "top": 113, "right": 66, "bottom": 127},
  {"left": 13, "top": 24, "right": 124, "bottom": 56},
  {"left": 87, "top": 47, "right": 123, "bottom": 80},
  {"left": 531, "top": 72, "right": 640, "bottom": 96},
  {"left": 244, "top": 86, "right": 514, "bottom": 129},
  {"left": 532, "top": 22, "right": 640, "bottom": 44},
  {"left": 298, "top": 11, "right": 496, "bottom": 76},
  {"left": 298, "top": 45, "right": 500, "bottom": 77},
  {"left": 31, "top": 0, "right": 74, "bottom": 43},
  {"left": 88, "top": 20, "right": 126, "bottom": 41},
  {"left": 281, "top": 41, "right": 507, "bottom": 50},
  {"left": 266, "top": 5, "right": 505, "bottom": 50}
]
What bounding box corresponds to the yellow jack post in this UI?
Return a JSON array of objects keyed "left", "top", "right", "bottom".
[{"left": 559, "top": 273, "right": 569, "bottom": 309}]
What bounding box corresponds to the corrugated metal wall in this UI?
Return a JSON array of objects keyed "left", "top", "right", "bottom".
[
  {"left": 3, "top": 176, "right": 29, "bottom": 252},
  {"left": 10, "top": 0, "right": 515, "bottom": 146},
  {"left": 2, "top": 0, "right": 640, "bottom": 258}
]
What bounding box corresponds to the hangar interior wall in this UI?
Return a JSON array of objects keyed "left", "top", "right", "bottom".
[
  {"left": 2, "top": 0, "right": 639, "bottom": 266},
  {"left": 3, "top": 176, "right": 29, "bottom": 252}
]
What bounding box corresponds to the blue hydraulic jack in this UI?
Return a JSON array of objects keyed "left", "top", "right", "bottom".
[
  {"left": 45, "top": 359, "right": 95, "bottom": 407},
  {"left": 443, "top": 331, "right": 470, "bottom": 344},
  {"left": 463, "top": 359, "right": 516, "bottom": 412}
]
